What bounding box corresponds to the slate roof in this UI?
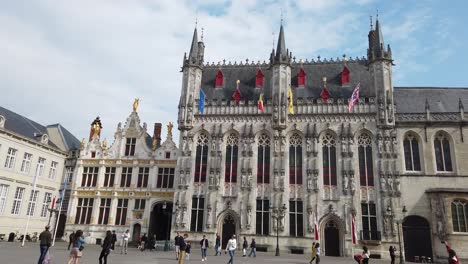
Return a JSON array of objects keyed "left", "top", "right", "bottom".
[
  {"left": 47, "top": 123, "right": 81, "bottom": 151},
  {"left": 394, "top": 87, "right": 468, "bottom": 113},
  {"left": 200, "top": 59, "right": 372, "bottom": 103}
]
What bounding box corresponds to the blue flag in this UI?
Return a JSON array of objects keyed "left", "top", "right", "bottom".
[{"left": 199, "top": 89, "right": 205, "bottom": 114}]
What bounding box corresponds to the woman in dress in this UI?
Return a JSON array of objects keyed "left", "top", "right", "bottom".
[{"left": 67, "top": 230, "right": 85, "bottom": 264}]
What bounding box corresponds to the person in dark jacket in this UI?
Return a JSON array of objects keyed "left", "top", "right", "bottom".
[
  {"left": 99, "top": 231, "right": 113, "bottom": 264},
  {"left": 111, "top": 231, "right": 117, "bottom": 250},
  {"left": 242, "top": 237, "right": 248, "bottom": 257},
  {"left": 200, "top": 234, "right": 209, "bottom": 261},
  {"left": 248, "top": 238, "right": 256, "bottom": 257},
  {"left": 215, "top": 234, "right": 221, "bottom": 256},
  {"left": 389, "top": 246, "right": 396, "bottom": 264},
  {"left": 68, "top": 231, "right": 75, "bottom": 250},
  {"left": 38, "top": 226, "right": 52, "bottom": 264}
]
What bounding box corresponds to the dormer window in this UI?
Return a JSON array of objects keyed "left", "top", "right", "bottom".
[
  {"left": 255, "top": 69, "right": 264, "bottom": 87},
  {"left": 215, "top": 70, "right": 224, "bottom": 88},
  {"left": 297, "top": 68, "right": 306, "bottom": 87},
  {"left": 341, "top": 66, "right": 350, "bottom": 85},
  {"left": 125, "top": 138, "right": 136, "bottom": 156}
]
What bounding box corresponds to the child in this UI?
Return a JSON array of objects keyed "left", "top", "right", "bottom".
[{"left": 185, "top": 241, "right": 191, "bottom": 260}]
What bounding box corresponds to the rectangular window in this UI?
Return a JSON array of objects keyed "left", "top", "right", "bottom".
[
  {"left": 40, "top": 193, "right": 52, "bottom": 217},
  {"left": 289, "top": 200, "right": 304, "bottom": 237},
  {"left": 134, "top": 199, "right": 146, "bottom": 210},
  {"left": 11, "top": 187, "right": 25, "bottom": 215},
  {"left": 120, "top": 167, "right": 132, "bottom": 187},
  {"left": 322, "top": 145, "right": 337, "bottom": 186},
  {"left": 20, "top": 153, "right": 33, "bottom": 173},
  {"left": 358, "top": 144, "right": 374, "bottom": 187},
  {"left": 190, "top": 197, "right": 204, "bottom": 232},
  {"left": 115, "top": 199, "right": 128, "bottom": 225},
  {"left": 48, "top": 161, "right": 58, "bottom": 179},
  {"left": 98, "top": 198, "right": 111, "bottom": 225},
  {"left": 361, "top": 203, "right": 379, "bottom": 240},
  {"left": 289, "top": 145, "right": 303, "bottom": 184},
  {"left": 224, "top": 144, "right": 238, "bottom": 183},
  {"left": 104, "top": 167, "right": 116, "bottom": 187},
  {"left": 26, "top": 190, "right": 39, "bottom": 216},
  {"left": 4, "top": 148, "right": 17, "bottom": 169},
  {"left": 157, "top": 168, "right": 175, "bottom": 189},
  {"left": 125, "top": 138, "right": 136, "bottom": 156},
  {"left": 35, "top": 157, "right": 46, "bottom": 177},
  {"left": 257, "top": 145, "right": 270, "bottom": 184},
  {"left": 137, "top": 167, "right": 149, "bottom": 188},
  {"left": 66, "top": 167, "right": 74, "bottom": 183},
  {"left": 0, "top": 184, "right": 9, "bottom": 214},
  {"left": 81, "top": 167, "right": 99, "bottom": 187},
  {"left": 194, "top": 145, "right": 208, "bottom": 183},
  {"left": 75, "top": 198, "right": 94, "bottom": 224},
  {"left": 256, "top": 199, "right": 270, "bottom": 235}
]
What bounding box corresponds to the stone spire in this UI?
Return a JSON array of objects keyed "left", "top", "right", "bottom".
[
  {"left": 367, "top": 15, "right": 392, "bottom": 62},
  {"left": 271, "top": 24, "right": 291, "bottom": 65},
  {"left": 184, "top": 27, "right": 203, "bottom": 68}
]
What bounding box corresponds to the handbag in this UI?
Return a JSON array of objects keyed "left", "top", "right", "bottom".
[{"left": 79, "top": 245, "right": 84, "bottom": 251}]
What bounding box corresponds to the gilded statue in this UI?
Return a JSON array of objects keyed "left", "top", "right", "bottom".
[
  {"left": 167, "top": 122, "right": 174, "bottom": 137},
  {"left": 93, "top": 123, "right": 101, "bottom": 137},
  {"left": 80, "top": 138, "right": 85, "bottom": 149},
  {"left": 102, "top": 138, "right": 107, "bottom": 150},
  {"left": 133, "top": 98, "right": 140, "bottom": 112}
]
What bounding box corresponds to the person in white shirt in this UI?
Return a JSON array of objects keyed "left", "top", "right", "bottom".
[
  {"left": 120, "top": 230, "right": 130, "bottom": 255},
  {"left": 315, "top": 243, "right": 321, "bottom": 264},
  {"left": 225, "top": 234, "right": 237, "bottom": 264}
]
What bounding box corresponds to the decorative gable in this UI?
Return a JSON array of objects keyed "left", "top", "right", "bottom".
[
  {"left": 341, "top": 66, "right": 350, "bottom": 85},
  {"left": 215, "top": 70, "right": 224, "bottom": 88},
  {"left": 298, "top": 68, "right": 306, "bottom": 87},
  {"left": 255, "top": 68, "right": 264, "bottom": 87}
]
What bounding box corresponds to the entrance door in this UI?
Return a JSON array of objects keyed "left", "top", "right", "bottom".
[
  {"left": 324, "top": 221, "right": 340, "bottom": 256},
  {"left": 133, "top": 223, "right": 141, "bottom": 243},
  {"left": 149, "top": 203, "right": 173, "bottom": 240},
  {"left": 403, "top": 216, "right": 433, "bottom": 262},
  {"left": 222, "top": 214, "right": 236, "bottom": 249}
]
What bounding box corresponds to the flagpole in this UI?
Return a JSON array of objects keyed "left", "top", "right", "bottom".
[
  {"left": 22, "top": 171, "right": 39, "bottom": 247},
  {"left": 52, "top": 176, "right": 68, "bottom": 246}
]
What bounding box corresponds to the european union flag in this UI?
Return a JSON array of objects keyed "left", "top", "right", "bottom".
[{"left": 199, "top": 89, "right": 205, "bottom": 114}]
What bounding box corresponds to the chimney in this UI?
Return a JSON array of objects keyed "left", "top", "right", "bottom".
[{"left": 152, "top": 123, "right": 162, "bottom": 150}]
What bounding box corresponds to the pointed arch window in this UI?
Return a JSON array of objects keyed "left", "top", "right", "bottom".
[
  {"left": 215, "top": 70, "right": 224, "bottom": 88},
  {"left": 256, "top": 69, "right": 264, "bottom": 87},
  {"left": 403, "top": 134, "right": 421, "bottom": 171},
  {"left": 194, "top": 134, "right": 209, "bottom": 183},
  {"left": 358, "top": 134, "right": 374, "bottom": 187},
  {"left": 289, "top": 134, "right": 303, "bottom": 184},
  {"left": 297, "top": 68, "right": 306, "bottom": 87},
  {"left": 225, "top": 133, "right": 239, "bottom": 183},
  {"left": 452, "top": 199, "right": 467, "bottom": 232},
  {"left": 434, "top": 133, "right": 453, "bottom": 172},
  {"left": 257, "top": 134, "right": 271, "bottom": 184},
  {"left": 341, "top": 66, "right": 350, "bottom": 85},
  {"left": 322, "top": 133, "right": 337, "bottom": 186}
]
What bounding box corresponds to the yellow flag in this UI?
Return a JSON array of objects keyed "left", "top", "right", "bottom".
[{"left": 288, "top": 86, "right": 294, "bottom": 114}]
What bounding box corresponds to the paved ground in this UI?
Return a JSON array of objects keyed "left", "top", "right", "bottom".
[{"left": 0, "top": 241, "right": 391, "bottom": 264}]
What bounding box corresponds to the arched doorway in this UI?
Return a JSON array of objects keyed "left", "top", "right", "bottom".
[
  {"left": 324, "top": 220, "right": 340, "bottom": 256},
  {"left": 149, "top": 202, "right": 172, "bottom": 241},
  {"left": 403, "top": 216, "right": 433, "bottom": 262},
  {"left": 217, "top": 210, "right": 240, "bottom": 250},
  {"left": 132, "top": 223, "right": 141, "bottom": 243}
]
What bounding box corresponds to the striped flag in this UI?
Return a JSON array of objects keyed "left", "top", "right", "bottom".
[
  {"left": 351, "top": 214, "right": 357, "bottom": 244},
  {"left": 348, "top": 82, "right": 360, "bottom": 112},
  {"left": 258, "top": 93, "right": 264, "bottom": 112},
  {"left": 199, "top": 89, "right": 206, "bottom": 114},
  {"left": 314, "top": 215, "right": 319, "bottom": 241}
]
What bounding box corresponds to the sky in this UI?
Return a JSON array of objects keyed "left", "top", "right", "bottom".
[{"left": 1, "top": 0, "right": 467, "bottom": 145}]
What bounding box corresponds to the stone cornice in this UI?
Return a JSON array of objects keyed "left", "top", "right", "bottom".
[
  {"left": 396, "top": 112, "right": 465, "bottom": 123},
  {"left": 0, "top": 128, "right": 68, "bottom": 156}
]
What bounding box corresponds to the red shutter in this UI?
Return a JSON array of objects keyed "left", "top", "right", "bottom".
[
  {"left": 215, "top": 70, "right": 224, "bottom": 87},
  {"left": 341, "top": 66, "right": 350, "bottom": 85},
  {"left": 298, "top": 68, "right": 306, "bottom": 87},
  {"left": 255, "top": 69, "right": 264, "bottom": 87}
]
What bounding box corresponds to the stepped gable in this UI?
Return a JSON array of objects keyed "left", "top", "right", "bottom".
[
  {"left": 394, "top": 87, "right": 468, "bottom": 113},
  {"left": 200, "top": 58, "right": 373, "bottom": 102}
]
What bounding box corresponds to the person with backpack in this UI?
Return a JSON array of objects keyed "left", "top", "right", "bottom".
[
  {"left": 248, "top": 238, "right": 256, "bottom": 257},
  {"left": 99, "top": 231, "right": 113, "bottom": 264}
]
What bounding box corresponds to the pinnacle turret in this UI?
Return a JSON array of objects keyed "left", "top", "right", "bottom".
[
  {"left": 367, "top": 15, "right": 392, "bottom": 62},
  {"left": 271, "top": 24, "right": 291, "bottom": 65},
  {"left": 183, "top": 27, "right": 204, "bottom": 68}
]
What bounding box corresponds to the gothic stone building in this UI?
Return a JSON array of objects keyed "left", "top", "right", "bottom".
[
  {"left": 65, "top": 104, "right": 178, "bottom": 244},
  {"left": 174, "top": 18, "right": 468, "bottom": 261}
]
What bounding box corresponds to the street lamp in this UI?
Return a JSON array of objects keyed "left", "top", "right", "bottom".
[
  {"left": 397, "top": 206, "right": 408, "bottom": 264},
  {"left": 162, "top": 201, "right": 173, "bottom": 251},
  {"left": 271, "top": 203, "right": 287, "bottom": 257}
]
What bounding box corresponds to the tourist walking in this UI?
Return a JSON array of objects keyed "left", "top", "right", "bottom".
[
  {"left": 248, "top": 238, "right": 256, "bottom": 257},
  {"left": 362, "top": 246, "right": 370, "bottom": 264},
  {"left": 200, "top": 234, "right": 209, "bottom": 261},
  {"left": 186, "top": 241, "right": 191, "bottom": 260},
  {"left": 242, "top": 237, "right": 248, "bottom": 257},
  {"left": 38, "top": 226, "right": 52, "bottom": 264},
  {"left": 389, "top": 246, "right": 396, "bottom": 264},
  {"left": 99, "top": 231, "right": 113, "bottom": 264},
  {"left": 315, "top": 243, "right": 321, "bottom": 264},
  {"left": 444, "top": 241, "right": 459, "bottom": 264},
  {"left": 67, "top": 230, "right": 85, "bottom": 264},
  {"left": 309, "top": 242, "right": 316, "bottom": 264},
  {"left": 120, "top": 230, "right": 130, "bottom": 254},
  {"left": 140, "top": 233, "right": 147, "bottom": 251},
  {"left": 178, "top": 233, "right": 188, "bottom": 264},
  {"left": 111, "top": 231, "right": 117, "bottom": 250},
  {"left": 175, "top": 231, "right": 182, "bottom": 260},
  {"left": 68, "top": 231, "right": 75, "bottom": 250},
  {"left": 215, "top": 234, "right": 221, "bottom": 256},
  {"left": 225, "top": 234, "right": 237, "bottom": 264}
]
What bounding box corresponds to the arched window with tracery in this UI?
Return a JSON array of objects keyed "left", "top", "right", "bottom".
[
  {"left": 257, "top": 134, "right": 270, "bottom": 184},
  {"left": 194, "top": 133, "right": 209, "bottom": 183},
  {"left": 403, "top": 134, "right": 421, "bottom": 171},
  {"left": 434, "top": 133, "right": 453, "bottom": 172},
  {"left": 322, "top": 133, "right": 337, "bottom": 186},
  {"left": 225, "top": 133, "right": 239, "bottom": 183},
  {"left": 358, "top": 134, "right": 374, "bottom": 187},
  {"left": 452, "top": 200, "right": 467, "bottom": 232},
  {"left": 289, "top": 134, "right": 303, "bottom": 184}
]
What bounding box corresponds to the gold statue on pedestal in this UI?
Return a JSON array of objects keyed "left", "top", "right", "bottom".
[
  {"left": 102, "top": 138, "right": 107, "bottom": 150},
  {"left": 80, "top": 138, "right": 85, "bottom": 150},
  {"left": 133, "top": 98, "right": 140, "bottom": 112},
  {"left": 167, "top": 122, "right": 173, "bottom": 138}
]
